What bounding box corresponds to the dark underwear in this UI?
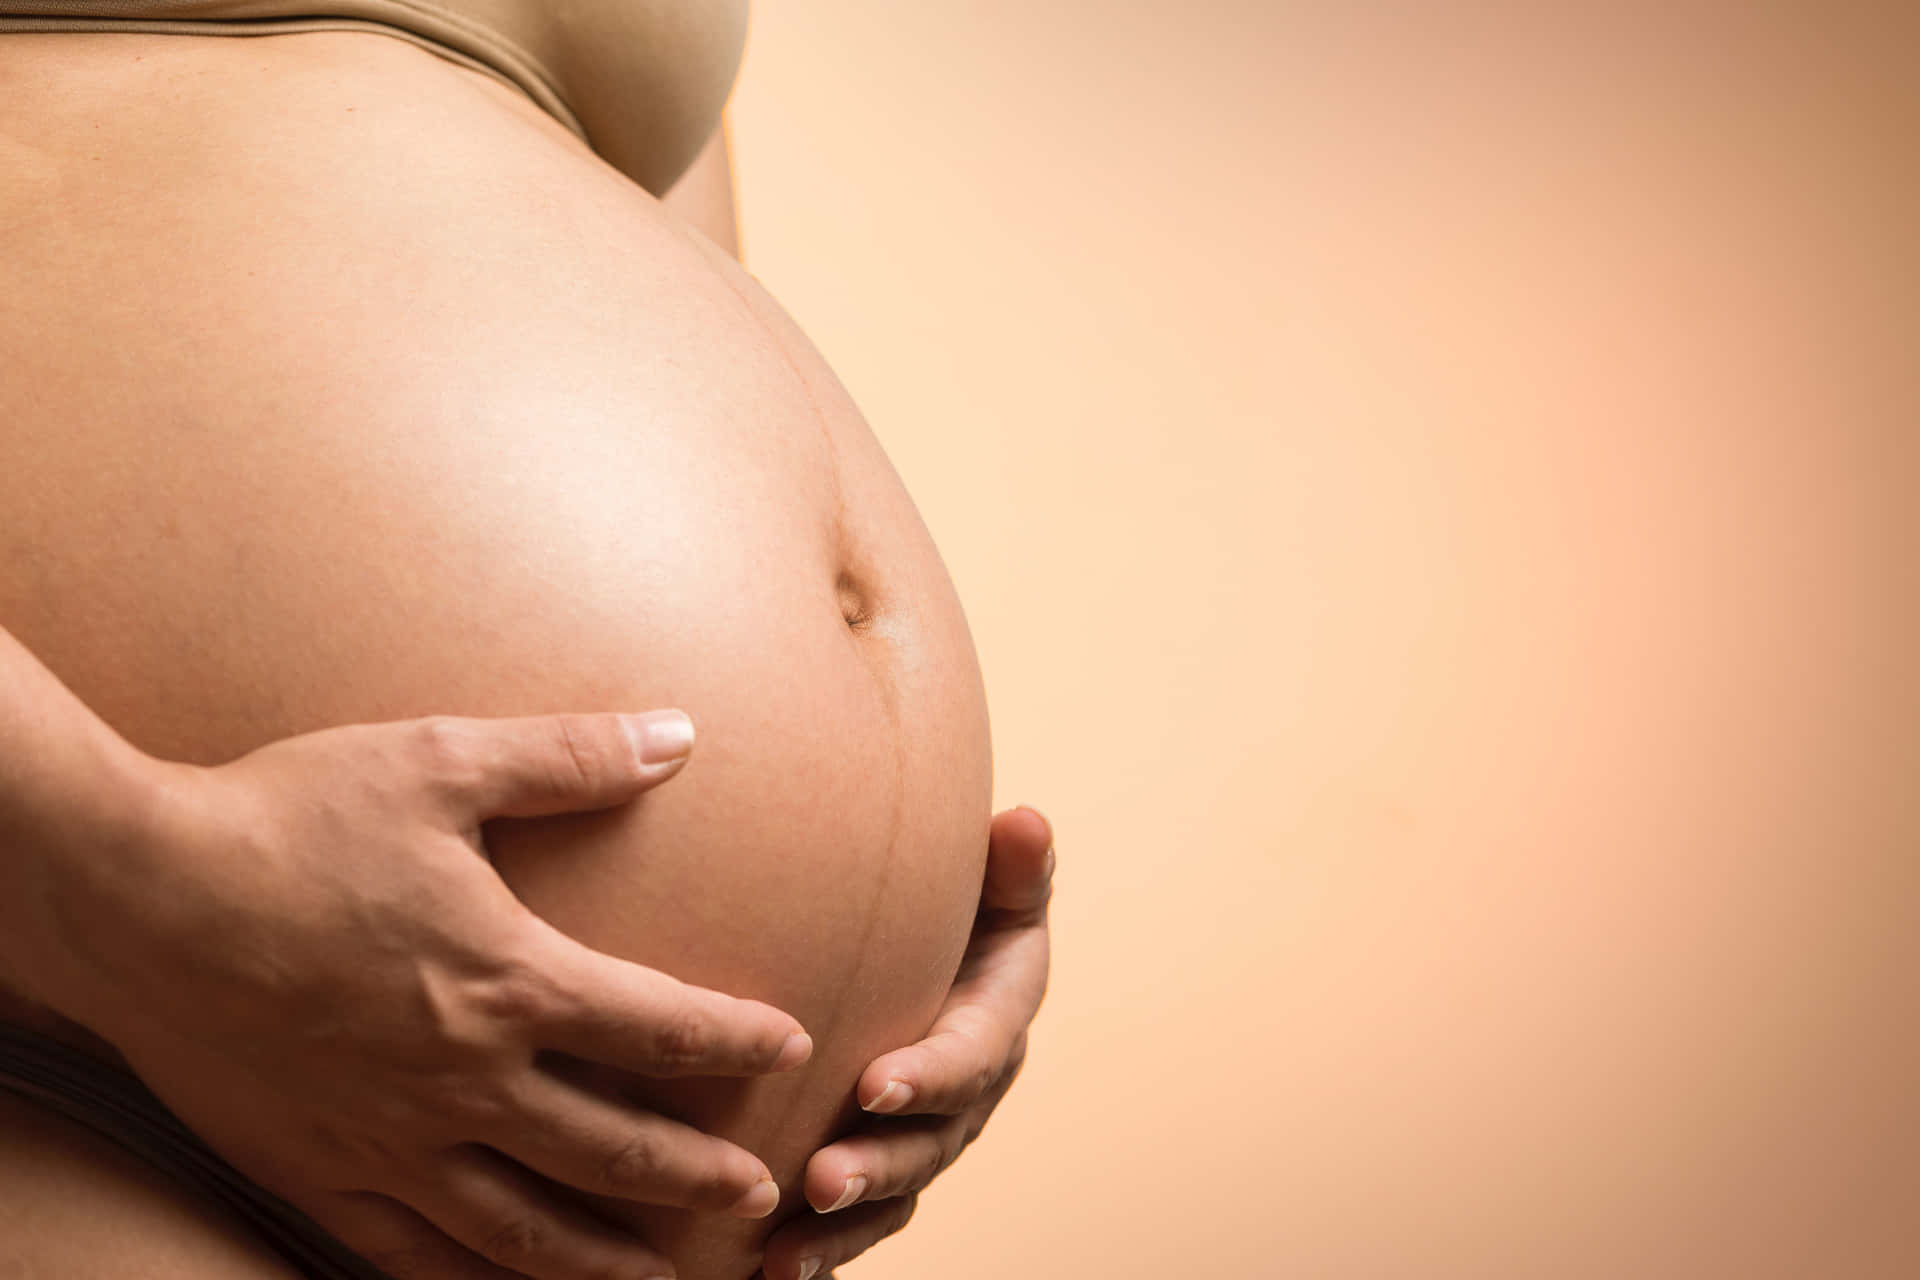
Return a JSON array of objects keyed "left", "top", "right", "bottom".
[{"left": 0, "top": 1021, "right": 394, "bottom": 1279}]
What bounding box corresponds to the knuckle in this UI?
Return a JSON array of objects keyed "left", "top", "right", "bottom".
[
  {"left": 965, "top": 1060, "right": 998, "bottom": 1102},
  {"left": 550, "top": 716, "right": 603, "bottom": 791},
  {"left": 930, "top": 1029, "right": 998, "bottom": 1104},
  {"left": 476, "top": 957, "right": 557, "bottom": 1030},
  {"left": 602, "top": 1132, "right": 667, "bottom": 1193},
  {"left": 413, "top": 715, "right": 471, "bottom": 771},
  {"left": 915, "top": 1143, "right": 947, "bottom": 1187},
  {"left": 412, "top": 716, "right": 488, "bottom": 801},
  {"left": 654, "top": 1009, "right": 714, "bottom": 1069},
  {"left": 478, "top": 1215, "right": 548, "bottom": 1267},
  {"left": 451, "top": 1071, "right": 523, "bottom": 1131}
]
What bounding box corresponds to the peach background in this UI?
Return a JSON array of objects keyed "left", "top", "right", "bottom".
[{"left": 728, "top": 5, "right": 1917, "bottom": 1278}]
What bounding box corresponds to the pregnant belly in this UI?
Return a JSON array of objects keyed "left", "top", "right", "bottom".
[{"left": 0, "top": 29, "right": 991, "bottom": 1278}]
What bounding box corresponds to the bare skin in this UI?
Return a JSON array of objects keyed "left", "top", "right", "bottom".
[
  {"left": 0, "top": 27, "right": 1052, "bottom": 1280},
  {"left": 655, "top": 112, "right": 1054, "bottom": 1280},
  {"left": 0, "top": 626, "right": 807, "bottom": 1279},
  {"left": 659, "top": 117, "right": 743, "bottom": 259}
]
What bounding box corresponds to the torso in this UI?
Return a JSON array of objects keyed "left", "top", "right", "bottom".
[{"left": 0, "top": 29, "right": 991, "bottom": 1279}]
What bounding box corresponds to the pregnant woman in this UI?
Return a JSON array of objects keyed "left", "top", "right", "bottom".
[{"left": 0, "top": 5, "right": 1053, "bottom": 1280}]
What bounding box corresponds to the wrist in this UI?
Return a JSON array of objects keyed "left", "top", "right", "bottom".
[
  {"left": 0, "top": 623, "right": 200, "bottom": 1032},
  {"left": 0, "top": 731, "right": 181, "bottom": 1020}
]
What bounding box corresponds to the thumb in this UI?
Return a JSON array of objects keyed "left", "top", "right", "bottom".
[
  {"left": 980, "top": 805, "right": 1054, "bottom": 914},
  {"left": 434, "top": 708, "right": 696, "bottom": 820}
]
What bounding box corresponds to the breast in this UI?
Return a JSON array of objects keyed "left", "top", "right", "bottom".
[
  {"left": 0, "top": 29, "right": 990, "bottom": 1279},
  {"left": 0, "top": 0, "right": 750, "bottom": 194}
]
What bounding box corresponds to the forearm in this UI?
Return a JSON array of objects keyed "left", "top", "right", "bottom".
[{"left": 0, "top": 622, "right": 156, "bottom": 1005}]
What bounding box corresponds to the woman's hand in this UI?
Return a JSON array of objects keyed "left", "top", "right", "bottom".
[
  {"left": 759, "top": 806, "right": 1055, "bottom": 1280},
  {"left": 34, "top": 709, "right": 809, "bottom": 1280}
]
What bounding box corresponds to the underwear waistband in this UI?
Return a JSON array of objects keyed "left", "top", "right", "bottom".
[{"left": 0, "top": 1021, "right": 394, "bottom": 1280}]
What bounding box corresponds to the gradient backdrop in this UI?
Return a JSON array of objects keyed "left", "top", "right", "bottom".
[{"left": 727, "top": 5, "right": 1918, "bottom": 1277}]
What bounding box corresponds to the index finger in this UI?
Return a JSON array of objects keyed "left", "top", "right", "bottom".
[{"left": 523, "top": 918, "right": 812, "bottom": 1077}]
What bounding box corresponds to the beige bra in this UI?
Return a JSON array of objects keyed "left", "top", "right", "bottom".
[{"left": 0, "top": 0, "right": 748, "bottom": 195}]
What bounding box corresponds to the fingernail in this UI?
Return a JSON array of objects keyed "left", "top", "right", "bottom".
[
  {"left": 825, "top": 1174, "right": 868, "bottom": 1213},
  {"left": 731, "top": 1176, "right": 780, "bottom": 1219},
  {"left": 796, "top": 1259, "right": 823, "bottom": 1280},
  {"left": 775, "top": 1031, "right": 813, "bottom": 1072},
  {"left": 863, "top": 1080, "right": 914, "bottom": 1114},
  {"left": 628, "top": 710, "right": 695, "bottom": 765}
]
